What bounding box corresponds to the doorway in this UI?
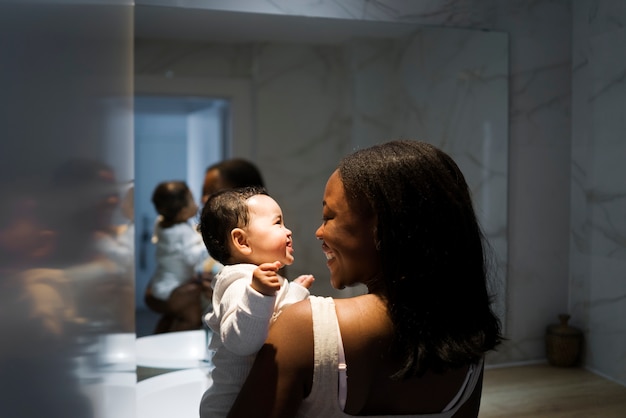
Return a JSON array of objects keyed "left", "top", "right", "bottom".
[{"left": 134, "top": 95, "right": 228, "bottom": 335}]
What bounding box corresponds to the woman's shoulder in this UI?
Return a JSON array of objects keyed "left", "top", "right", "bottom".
[
  {"left": 272, "top": 294, "right": 390, "bottom": 343},
  {"left": 275, "top": 296, "right": 314, "bottom": 322},
  {"left": 334, "top": 294, "right": 391, "bottom": 328}
]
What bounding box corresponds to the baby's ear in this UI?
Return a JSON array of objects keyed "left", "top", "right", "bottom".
[{"left": 230, "top": 228, "right": 252, "bottom": 256}]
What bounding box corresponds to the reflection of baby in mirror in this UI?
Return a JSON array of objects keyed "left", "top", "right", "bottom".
[
  {"left": 0, "top": 195, "right": 56, "bottom": 273},
  {"left": 149, "top": 181, "right": 209, "bottom": 329},
  {"left": 0, "top": 192, "right": 75, "bottom": 338},
  {"left": 95, "top": 185, "right": 134, "bottom": 273},
  {"left": 117, "top": 185, "right": 135, "bottom": 251}
]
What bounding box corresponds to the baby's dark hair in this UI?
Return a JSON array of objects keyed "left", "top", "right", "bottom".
[
  {"left": 199, "top": 185, "right": 268, "bottom": 264},
  {"left": 151, "top": 181, "right": 190, "bottom": 222}
]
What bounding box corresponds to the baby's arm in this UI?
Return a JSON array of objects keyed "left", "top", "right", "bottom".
[
  {"left": 274, "top": 274, "right": 315, "bottom": 313},
  {"left": 216, "top": 278, "right": 276, "bottom": 356},
  {"left": 251, "top": 261, "right": 283, "bottom": 295},
  {"left": 293, "top": 274, "right": 315, "bottom": 289}
]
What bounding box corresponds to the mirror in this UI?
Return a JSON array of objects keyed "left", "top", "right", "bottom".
[{"left": 134, "top": 5, "right": 508, "bottom": 336}]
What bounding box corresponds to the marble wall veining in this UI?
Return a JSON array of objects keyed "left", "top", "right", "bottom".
[
  {"left": 133, "top": 0, "right": 541, "bottom": 368},
  {"left": 253, "top": 30, "right": 509, "bottom": 310},
  {"left": 572, "top": 0, "right": 626, "bottom": 385},
  {"left": 136, "top": 0, "right": 626, "bottom": 385},
  {"left": 136, "top": 29, "right": 509, "bottom": 313},
  {"left": 349, "top": 28, "right": 508, "bottom": 321},
  {"left": 252, "top": 42, "right": 355, "bottom": 298}
]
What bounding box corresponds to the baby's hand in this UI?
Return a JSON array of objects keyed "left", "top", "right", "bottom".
[
  {"left": 251, "top": 261, "right": 282, "bottom": 296},
  {"left": 294, "top": 274, "right": 315, "bottom": 289}
]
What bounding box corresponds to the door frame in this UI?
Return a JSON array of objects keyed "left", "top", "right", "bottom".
[
  {"left": 134, "top": 75, "right": 254, "bottom": 160},
  {"left": 133, "top": 75, "right": 254, "bottom": 316}
]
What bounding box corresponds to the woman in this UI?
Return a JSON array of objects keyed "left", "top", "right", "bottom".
[
  {"left": 201, "top": 158, "right": 266, "bottom": 205},
  {"left": 227, "top": 140, "right": 502, "bottom": 417}
]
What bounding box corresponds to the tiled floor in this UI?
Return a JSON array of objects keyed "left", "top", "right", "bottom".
[{"left": 480, "top": 363, "right": 626, "bottom": 417}]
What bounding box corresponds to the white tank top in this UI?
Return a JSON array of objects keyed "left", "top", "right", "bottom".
[{"left": 296, "top": 296, "right": 484, "bottom": 418}]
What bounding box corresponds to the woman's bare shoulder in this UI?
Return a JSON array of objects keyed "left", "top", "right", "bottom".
[
  {"left": 266, "top": 298, "right": 313, "bottom": 345},
  {"left": 334, "top": 294, "right": 392, "bottom": 335}
]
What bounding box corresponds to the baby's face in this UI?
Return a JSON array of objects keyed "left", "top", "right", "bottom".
[
  {"left": 179, "top": 190, "right": 199, "bottom": 221},
  {"left": 243, "top": 194, "right": 294, "bottom": 266}
]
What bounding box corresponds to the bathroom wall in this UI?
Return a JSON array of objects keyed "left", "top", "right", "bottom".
[
  {"left": 135, "top": 28, "right": 509, "bottom": 330},
  {"left": 252, "top": 32, "right": 508, "bottom": 311},
  {"left": 3, "top": 4, "right": 621, "bottom": 418},
  {"left": 571, "top": 0, "right": 626, "bottom": 385},
  {"left": 136, "top": 0, "right": 573, "bottom": 370},
  {"left": 274, "top": 0, "right": 626, "bottom": 385}
]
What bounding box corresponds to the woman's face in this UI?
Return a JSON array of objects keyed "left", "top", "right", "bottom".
[
  {"left": 201, "top": 168, "right": 226, "bottom": 205},
  {"left": 315, "top": 170, "right": 381, "bottom": 290}
]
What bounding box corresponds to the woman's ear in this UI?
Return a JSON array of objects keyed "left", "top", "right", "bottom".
[{"left": 230, "top": 228, "right": 252, "bottom": 256}]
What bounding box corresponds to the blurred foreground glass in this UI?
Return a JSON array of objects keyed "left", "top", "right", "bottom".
[{"left": 0, "top": 2, "right": 134, "bottom": 417}]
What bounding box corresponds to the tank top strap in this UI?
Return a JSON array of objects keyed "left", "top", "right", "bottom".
[{"left": 306, "top": 296, "right": 341, "bottom": 407}]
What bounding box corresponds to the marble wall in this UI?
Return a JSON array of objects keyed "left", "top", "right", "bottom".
[
  {"left": 349, "top": 29, "right": 508, "bottom": 323},
  {"left": 136, "top": 27, "right": 509, "bottom": 321},
  {"left": 136, "top": 0, "right": 626, "bottom": 385},
  {"left": 571, "top": 0, "right": 626, "bottom": 385}
]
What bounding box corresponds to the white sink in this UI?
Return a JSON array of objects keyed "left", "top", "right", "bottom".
[
  {"left": 136, "top": 329, "right": 212, "bottom": 369},
  {"left": 137, "top": 368, "right": 212, "bottom": 418},
  {"left": 99, "top": 333, "right": 136, "bottom": 371},
  {"left": 81, "top": 372, "right": 136, "bottom": 418}
]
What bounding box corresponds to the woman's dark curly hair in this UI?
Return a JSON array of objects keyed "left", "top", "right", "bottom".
[
  {"left": 199, "top": 186, "right": 268, "bottom": 265},
  {"left": 207, "top": 159, "right": 265, "bottom": 190},
  {"left": 337, "top": 140, "right": 502, "bottom": 379}
]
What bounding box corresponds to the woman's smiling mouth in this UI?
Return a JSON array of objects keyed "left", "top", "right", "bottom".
[{"left": 321, "top": 243, "right": 335, "bottom": 260}]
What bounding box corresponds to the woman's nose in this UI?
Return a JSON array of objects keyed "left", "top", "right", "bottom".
[{"left": 315, "top": 225, "right": 323, "bottom": 239}]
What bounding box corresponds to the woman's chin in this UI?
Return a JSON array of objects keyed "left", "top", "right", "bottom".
[{"left": 330, "top": 278, "right": 346, "bottom": 290}]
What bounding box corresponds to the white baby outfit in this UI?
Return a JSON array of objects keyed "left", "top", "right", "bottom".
[
  {"left": 149, "top": 218, "right": 209, "bottom": 300},
  {"left": 199, "top": 263, "right": 309, "bottom": 418}
]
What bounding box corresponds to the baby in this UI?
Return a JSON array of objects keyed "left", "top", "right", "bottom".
[
  {"left": 149, "top": 181, "right": 212, "bottom": 330},
  {"left": 198, "top": 185, "right": 314, "bottom": 418}
]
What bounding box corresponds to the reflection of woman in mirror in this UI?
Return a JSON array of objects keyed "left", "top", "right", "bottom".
[{"left": 201, "top": 158, "right": 266, "bottom": 205}]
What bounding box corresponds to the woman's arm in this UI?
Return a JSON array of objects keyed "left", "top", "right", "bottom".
[
  {"left": 227, "top": 299, "right": 315, "bottom": 418},
  {"left": 144, "top": 281, "right": 200, "bottom": 315}
]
